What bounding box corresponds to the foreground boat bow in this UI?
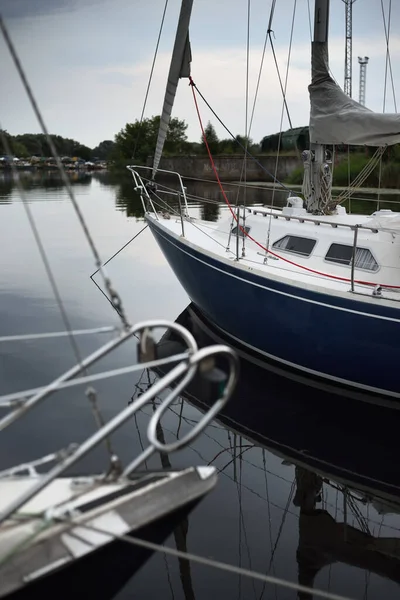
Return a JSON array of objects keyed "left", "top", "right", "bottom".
[{"left": 0, "top": 320, "right": 238, "bottom": 599}]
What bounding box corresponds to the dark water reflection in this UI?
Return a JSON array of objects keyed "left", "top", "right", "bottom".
[{"left": 0, "top": 171, "right": 399, "bottom": 600}]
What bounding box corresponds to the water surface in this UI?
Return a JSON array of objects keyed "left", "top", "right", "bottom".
[{"left": 1, "top": 170, "right": 399, "bottom": 600}]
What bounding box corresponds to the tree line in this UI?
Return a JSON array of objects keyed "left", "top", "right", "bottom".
[
  {"left": 0, "top": 131, "right": 115, "bottom": 161},
  {"left": 112, "top": 116, "right": 260, "bottom": 165},
  {"left": 1, "top": 116, "right": 262, "bottom": 165}
]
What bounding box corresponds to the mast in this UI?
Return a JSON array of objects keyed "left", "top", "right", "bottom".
[
  {"left": 152, "top": 0, "right": 193, "bottom": 178},
  {"left": 313, "top": 0, "right": 330, "bottom": 43},
  {"left": 303, "top": 0, "right": 332, "bottom": 214}
]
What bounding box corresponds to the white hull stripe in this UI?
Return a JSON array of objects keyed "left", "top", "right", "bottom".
[
  {"left": 207, "top": 314, "right": 400, "bottom": 400},
  {"left": 152, "top": 223, "right": 400, "bottom": 325}
]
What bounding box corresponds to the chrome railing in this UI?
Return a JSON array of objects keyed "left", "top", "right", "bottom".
[
  {"left": 127, "top": 165, "right": 190, "bottom": 218},
  {"left": 0, "top": 319, "right": 239, "bottom": 524},
  {"left": 249, "top": 207, "right": 380, "bottom": 233}
]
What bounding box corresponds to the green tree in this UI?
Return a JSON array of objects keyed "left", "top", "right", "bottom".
[
  {"left": 0, "top": 130, "right": 28, "bottom": 157},
  {"left": 234, "top": 134, "right": 253, "bottom": 150},
  {"left": 218, "top": 134, "right": 258, "bottom": 155},
  {"left": 113, "top": 116, "right": 188, "bottom": 164},
  {"left": 13, "top": 133, "right": 92, "bottom": 159},
  {"left": 201, "top": 122, "right": 219, "bottom": 154},
  {"left": 219, "top": 138, "right": 238, "bottom": 154},
  {"left": 12, "top": 140, "right": 29, "bottom": 157},
  {"left": 92, "top": 140, "right": 115, "bottom": 161}
]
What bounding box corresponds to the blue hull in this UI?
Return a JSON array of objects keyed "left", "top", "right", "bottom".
[{"left": 148, "top": 219, "right": 400, "bottom": 398}]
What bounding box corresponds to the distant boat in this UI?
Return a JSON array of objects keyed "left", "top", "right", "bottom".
[{"left": 129, "top": 0, "right": 400, "bottom": 401}]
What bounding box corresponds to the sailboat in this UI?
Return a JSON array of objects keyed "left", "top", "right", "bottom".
[{"left": 129, "top": 0, "right": 400, "bottom": 401}]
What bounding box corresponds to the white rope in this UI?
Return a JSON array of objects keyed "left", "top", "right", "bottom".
[{"left": 335, "top": 147, "right": 386, "bottom": 206}]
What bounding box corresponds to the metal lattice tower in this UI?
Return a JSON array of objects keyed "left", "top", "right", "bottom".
[
  {"left": 342, "top": 0, "right": 357, "bottom": 97},
  {"left": 358, "top": 56, "right": 369, "bottom": 106}
]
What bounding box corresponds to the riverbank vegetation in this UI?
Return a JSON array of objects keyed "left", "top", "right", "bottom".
[
  {"left": 286, "top": 148, "right": 400, "bottom": 189},
  {"left": 0, "top": 130, "right": 116, "bottom": 163},
  {"left": 110, "top": 117, "right": 260, "bottom": 168},
  {"left": 3, "top": 118, "right": 400, "bottom": 188}
]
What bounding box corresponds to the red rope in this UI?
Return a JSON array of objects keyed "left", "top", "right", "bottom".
[{"left": 189, "top": 77, "right": 400, "bottom": 290}]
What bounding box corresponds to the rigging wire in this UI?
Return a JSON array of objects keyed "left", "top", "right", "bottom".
[
  {"left": 335, "top": 146, "right": 386, "bottom": 205},
  {"left": 267, "top": 40, "right": 293, "bottom": 130},
  {"left": 380, "top": 0, "right": 397, "bottom": 113},
  {"left": 0, "top": 13, "right": 130, "bottom": 330},
  {"left": 230, "top": 0, "right": 253, "bottom": 258},
  {"left": 177, "top": 174, "right": 400, "bottom": 207},
  {"left": 189, "top": 83, "right": 400, "bottom": 289},
  {"left": 258, "top": 449, "right": 278, "bottom": 600},
  {"left": 236, "top": 436, "right": 258, "bottom": 599},
  {"left": 247, "top": 8, "right": 269, "bottom": 137},
  {"left": 133, "top": 0, "right": 169, "bottom": 158},
  {"left": 0, "top": 128, "right": 85, "bottom": 371},
  {"left": 265, "top": 0, "right": 297, "bottom": 259},
  {"left": 66, "top": 520, "right": 355, "bottom": 600},
  {"left": 241, "top": 0, "right": 251, "bottom": 258},
  {"left": 267, "top": 0, "right": 293, "bottom": 129},
  {"left": 237, "top": 438, "right": 243, "bottom": 599},
  {"left": 138, "top": 387, "right": 400, "bottom": 535},
  {"left": 267, "top": 479, "right": 296, "bottom": 572},
  {"left": 189, "top": 80, "right": 293, "bottom": 192},
  {"left": 244, "top": 0, "right": 251, "bottom": 166}
]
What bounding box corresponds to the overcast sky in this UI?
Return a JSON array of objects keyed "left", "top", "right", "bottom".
[{"left": 0, "top": 0, "right": 398, "bottom": 148}]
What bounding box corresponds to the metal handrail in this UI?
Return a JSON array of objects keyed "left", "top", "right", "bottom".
[
  {"left": 128, "top": 168, "right": 159, "bottom": 218},
  {"left": 248, "top": 207, "right": 379, "bottom": 232},
  {"left": 127, "top": 165, "right": 400, "bottom": 236},
  {"left": 350, "top": 226, "right": 359, "bottom": 292},
  {"left": 127, "top": 165, "right": 190, "bottom": 215}
]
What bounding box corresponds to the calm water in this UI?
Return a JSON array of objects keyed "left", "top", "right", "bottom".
[{"left": 1, "top": 170, "right": 400, "bottom": 600}]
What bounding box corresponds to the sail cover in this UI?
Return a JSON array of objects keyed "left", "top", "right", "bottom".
[
  {"left": 309, "top": 42, "right": 400, "bottom": 146},
  {"left": 152, "top": 0, "right": 193, "bottom": 177}
]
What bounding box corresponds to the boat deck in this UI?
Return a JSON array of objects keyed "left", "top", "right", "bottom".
[{"left": 151, "top": 214, "right": 400, "bottom": 306}]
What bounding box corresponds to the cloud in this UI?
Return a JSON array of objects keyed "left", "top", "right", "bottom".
[
  {"left": 100, "top": 33, "right": 400, "bottom": 146},
  {"left": 0, "top": 0, "right": 106, "bottom": 20},
  {"left": 0, "top": 0, "right": 398, "bottom": 148}
]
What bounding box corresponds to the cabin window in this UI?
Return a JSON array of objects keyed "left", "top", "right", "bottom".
[
  {"left": 232, "top": 225, "right": 251, "bottom": 238},
  {"left": 272, "top": 235, "right": 316, "bottom": 257},
  {"left": 325, "top": 243, "right": 379, "bottom": 272}
]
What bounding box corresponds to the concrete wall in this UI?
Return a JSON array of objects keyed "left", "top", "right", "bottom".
[{"left": 156, "top": 154, "right": 302, "bottom": 182}]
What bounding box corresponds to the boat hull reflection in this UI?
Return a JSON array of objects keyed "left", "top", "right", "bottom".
[{"left": 156, "top": 303, "right": 400, "bottom": 504}]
